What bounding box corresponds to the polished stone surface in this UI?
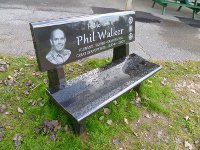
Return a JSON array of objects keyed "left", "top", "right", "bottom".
[
  {"left": 47, "top": 53, "right": 161, "bottom": 122},
  {"left": 30, "top": 11, "right": 135, "bottom": 71}
]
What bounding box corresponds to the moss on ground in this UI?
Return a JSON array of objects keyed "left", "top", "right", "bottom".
[{"left": 0, "top": 55, "right": 199, "bottom": 150}]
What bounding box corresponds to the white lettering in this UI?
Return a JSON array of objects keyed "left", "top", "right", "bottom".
[
  {"left": 97, "top": 30, "right": 106, "bottom": 40},
  {"left": 76, "top": 36, "right": 82, "bottom": 46}
]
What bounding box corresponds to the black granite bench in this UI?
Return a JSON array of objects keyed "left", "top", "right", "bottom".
[{"left": 30, "top": 11, "right": 162, "bottom": 134}]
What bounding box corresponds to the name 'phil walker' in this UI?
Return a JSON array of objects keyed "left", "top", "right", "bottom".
[{"left": 76, "top": 28, "right": 124, "bottom": 46}]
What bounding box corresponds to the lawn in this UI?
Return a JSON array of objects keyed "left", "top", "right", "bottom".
[{"left": 0, "top": 55, "right": 199, "bottom": 150}]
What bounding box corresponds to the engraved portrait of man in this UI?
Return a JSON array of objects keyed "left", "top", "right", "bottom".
[{"left": 46, "top": 29, "right": 71, "bottom": 65}]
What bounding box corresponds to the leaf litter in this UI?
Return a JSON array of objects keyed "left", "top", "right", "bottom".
[
  {"left": 35, "top": 120, "right": 62, "bottom": 141},
  {"left": 103, "top": 108, "right": 110, "bottom": 115},
  {"left": 17, "top": 107, "right": 24, "bottom": 114},
  {"left": 0, "top": 59, "right": 9, "bottom": 72},
  {"left": 13, "top": 133, "right": 22, "bottom": 148},
  {"left": 184, "top": 141, "right": 193, "bottom": 150}
]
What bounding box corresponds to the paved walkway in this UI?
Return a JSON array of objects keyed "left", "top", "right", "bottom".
[{"left": 0, "top": 0, "right": 199, "bottom": 61}]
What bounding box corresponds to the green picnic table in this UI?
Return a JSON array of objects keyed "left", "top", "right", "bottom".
[{"left": 152, "top": 0, "right": 200, "bottom": 19}]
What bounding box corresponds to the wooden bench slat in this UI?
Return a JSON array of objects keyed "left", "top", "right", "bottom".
[
  {"left": 154, "top": 0, "right": 200, "bottom": 7},
  {"left": 152, "top": 0, "right": 200, "bottom": 18},
  {"left": 47, "top": 53, "right": 161, "bottom": 122}
]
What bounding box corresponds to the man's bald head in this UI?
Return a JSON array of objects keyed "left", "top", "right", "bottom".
[
  {"left": 50, "top": 29, "right": 65, "bottom": 40},
  {"left": 50, "top": 29, "right": 66, "bottom": 52}
]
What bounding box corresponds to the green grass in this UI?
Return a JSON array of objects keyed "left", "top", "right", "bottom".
[{"left": 0, "top": 55, "right": 199, "bottom": 150}]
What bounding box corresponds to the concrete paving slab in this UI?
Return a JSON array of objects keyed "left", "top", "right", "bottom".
[{"left": 0, "top": 0, "right": 199, "bottom": 61}]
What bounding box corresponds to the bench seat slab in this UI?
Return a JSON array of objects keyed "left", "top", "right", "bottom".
[{"left": 47, "top": 53, "right": 161, "bottom": 122}]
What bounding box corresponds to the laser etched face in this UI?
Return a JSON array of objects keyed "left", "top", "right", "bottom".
[{"left": 50, "top": 29, "right": 66, "bottom": 52}]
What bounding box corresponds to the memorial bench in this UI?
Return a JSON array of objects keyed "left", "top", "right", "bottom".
[
  {"left": 30, "top": 11, "right": 162, "bottom": 134},
  {"left": 152, "top": 0, "right": 200, "bottom": 18}
]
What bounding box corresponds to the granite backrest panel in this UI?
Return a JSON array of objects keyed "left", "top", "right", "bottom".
[{"left": 30, "top": 11, "right": 135, "bottom": 71}]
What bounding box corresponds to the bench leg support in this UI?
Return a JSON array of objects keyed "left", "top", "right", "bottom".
[
  {"left": 113, "top": 44, "right": 129, "bottom": 61},
  {"left": 70, "top": 118, "right": 85, "bottom": 135},
  {"left": 162, "top": 6, "right": 166, "bottom": 15},
  {"left": 47, "top": 66, "right": 66, "bottom": 89},
  {"left": 152, "top": 2, "right": 156, "bottom": 8},
  {"left": 177, "top": 6, "right": 182, "bottom": 11},
  {"left": 134, "top": 84, "right": 141, "bottom": 95},
  {"left": 192, "top": 9, "right": 196, "bottom": 19}
]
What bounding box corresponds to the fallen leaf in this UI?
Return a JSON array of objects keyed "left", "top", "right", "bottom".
[
  {"left": 43, "top": 127, "right": 48, "bottom": 134},
  {"left": 184, "top": 141, "right": 192, "bottom": 150},
  {"left": 44, "top": 120, "right": 54, "bottom": 131},
  {"left": 4, "top": 112, "right": 10, "bottom": 115},
  {"left": 17, "top": 107, "right": 23, "bottom": 114},
  {"left": 25, "top": 64, "right": 33, "bottom": 67},
  {"left": 24, "top": 89, "right": 29, "bottom": 95},
  {"left": 190, "top": 110, "right": 195, "bottom": 113},
  {"left": 19, "top": 68, "right": 23, "bottom": 72},
  {"left": 77, "top": 68, "right": 82, "bottom": 72},
  {"left": 68, "top": 66, "right": 74, "bottom": 71},
  {"left": 26, "top": 80, "right": 34, "bottom": 86},
  {"left": 49, "top": 132, "right": 56, "bottom": 141},
  {"left": 3, "top": 75, "right": 17, "bottom": 86},
  {"left": 99, "top": 116, "right": 104, "bottom": 121},
  {"left": 34, "top": 128, "right": 40, "bottom": 134},
  {"left": 28, "top": 99, "right": 37, "bottom": 106},
  {"left": 170, "top": 66, "right": 175, "bottom": 70},
  {"left": 113, "top": 100, "right": 118, "bottom": 106},
  {"left": 0, "top": 105, "right": 6, "bottom": 113},
  {"left": 184, "top": 116, "right": 190, "bottom": 121},
  {"left": 194, "top": 140, "right": 199, "bottom": 145},
  {"left": 0, "top": 66, "right": 6, "bottom": 72},
  {"left": 106, "top": 120, "right": 113, "bottom": 125},
  {"left": 190, "top": 89, "right": 196, "bottom": 94},
  {"left": 39, "top": 103, "right": 44, "bottom": 107},
  {"left": 112, "top": 138, "right": 120, "bottom": 145},
  {"left": 147, "top": 80, "right": 152, "bottom": 84},
  {"left": 37, "top": 98, "right": 43, "bottom": 101},
  {"left": 13, "top": 134, "right": 22, "bottom": 148},
  {"left": 157, "top": 131, "right": 162, "bottom": 139},
  {"left": 77, "top": 62, "right": 83, "bottom": 67},
  {"left": 29, "top": 56, "right": 35, "bottom": 60},
  {"left": 54, "top": 124, "right": 61, "bottom": 132},
  {"left": 163, "top": 136, "right": 169, "bottom": 144},
  {"left": 161, "top": 78, "right": 167, "bottom": 86},
  {"left": 175, "top": 138, "right": 182, "bottom": 144},
  {"left": 13, "top": 69, "right": 21, "bottom": 78},
  {"left": 16, "top": 97, "right": 21, "bottom": 100},
  {"left": 194, "top": 74, "right": 200, "bottom": 78},
  {"left": 144, "top": 114, "right": 151, "bottom": 119},
  {"left": 152, "top": 113, "right": 158, "bottom": 117},
  {"left": 0, "top": 59, "right": 9, "bottom": 72},
  {"left": 0, "top": 59, "right": 7, "bottom": 65},
  {"left": 80, "top": 132, "right": 90, "bottom": 140},
  {"left": 0, "top": 124, "right": 5, "bottom": 132},
  {"left": 133, "top": 131, "right": 138, "bottom": 137},
  {"left": 32, "top": 71, "right": 41, "bottom": 77},
  {"left": 0, "top": 133, "right": 3, "bottom": 141},
  {"left": 44, "top": 120, "right": 61, "bottom": 132},
  {"left": 103, "top": 108, "right": 110, "bottom": 115},
  {"left": 43, "top": 79, "right": 48, "bottom": 84},
  {"left": 134, "top": 92, "right": 141, "bottom": 107},
  {"left": 64, "top": 125, "right": 68, "bottom": 132},
  {"left": 50, "top": 120, "right": 59, "bottom": 127},
  {"left": 8, "top": 75, "right": 13, "bottom": 80},
  {"left": 124, "top": 118, "right": 129, "bottom": 124}
]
